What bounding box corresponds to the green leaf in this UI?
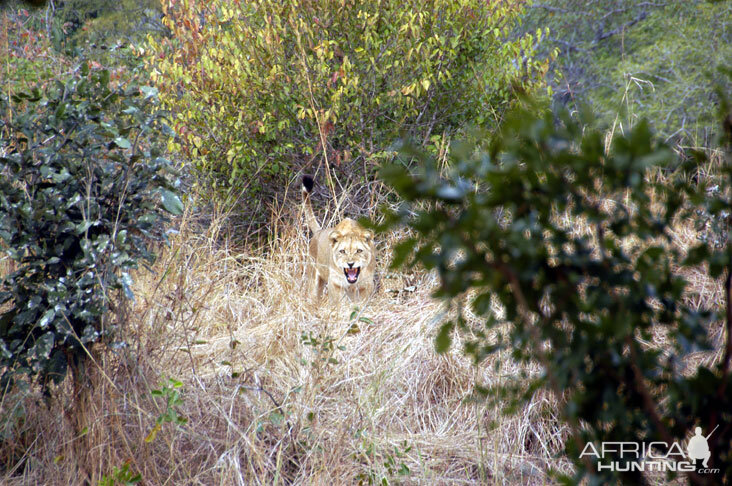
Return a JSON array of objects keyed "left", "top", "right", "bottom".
[
  {"left": 683, "top": 244, "right": 709, "bottom": 266},
  {"left": 114, "top": 137, "right": 132, "bottom": 149},
  {"left": 38, "top": 309, "right": 55, "bottom": 329},
  {"left": 140, "top": 86, "right": 159, "bottom": 100},
  {"left": 120, "top": 272, "right": 135, "bottom": 301},
  {"left": 115, "top": 230, "right": 128, "bottom": 246},
  {"left": 81, "top": 325, "right": 99, "bottom": 344},
  {"left": 269, "top": 411, "right": 284, "bottom": 426},
  {"left": 31, "top": 332, "right": 55, "bottom": 360},
  {"left": 160, "top": 189, "right": 184, "bottom": 216},
  {"left": 435, "top": 321, "right": 454, "bottom": 353},
  {"left": 55, "top": 103, "right": 66, "bottom": 119},
  {"left": 99, "top": 69, "right": 110, "bottom": 86},
  {"left": 76, "top": 220, "right": 94, "bottom": 235}
]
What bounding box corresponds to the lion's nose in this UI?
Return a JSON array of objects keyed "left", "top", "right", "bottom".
[{"left": 347, "top": 262, "right": 354, "bottom": 268}]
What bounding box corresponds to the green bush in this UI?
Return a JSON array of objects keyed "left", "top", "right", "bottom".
[
  {"left": 0, "top": 62, "right": 182, "bottom": 392},
  {"left": 146, "top": 0, "right": 552, "bottom": 213},
  {"left": 380, "top": 89, "right": 732, "bottom": 482}
]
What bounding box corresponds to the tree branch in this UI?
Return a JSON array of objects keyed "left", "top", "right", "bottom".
[
  {"left": 595, "top": 11, "right": 647, "bottom": 42},
  {"left": 527, "top": 4, "right": 574, "bottom": 14},
  {"left": 599, "top": 2, "right": 666, "bottom": 22}
]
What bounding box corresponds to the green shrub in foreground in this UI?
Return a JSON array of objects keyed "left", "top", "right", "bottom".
[
  {"left": 0, "top": 63, "right": 182, "bottom": 392},
  {"left": 380, "top": 89, "right": 732, "bottom": 483}
]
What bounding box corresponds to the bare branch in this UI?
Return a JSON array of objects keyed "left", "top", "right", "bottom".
[
  {"left": 600, "top": 2, "right": 666, "bottom": 22},
  {"left": 595, "top": 11, "right": 648, "bottom": 42},
  {"left": 528, "top": 4, "right": 574, "bottom": 14}
]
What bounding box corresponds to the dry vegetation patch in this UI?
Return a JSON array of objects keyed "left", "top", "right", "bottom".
[
  {"left": 1, "top": 194, "right": 723, "bottom": 484},
  {"left": 1, "top": 212, "right": 568, "bottom": 485}
]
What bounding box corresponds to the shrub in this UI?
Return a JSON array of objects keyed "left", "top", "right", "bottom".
[
  {"left": 146, "top": 0, "right": 552, "bottom": 215},
  {"left": 0, "top": 62, "right": 182, "bottom": 392},
  {"left": 379, "top": 88, "right": 732, "bottom": 482}
]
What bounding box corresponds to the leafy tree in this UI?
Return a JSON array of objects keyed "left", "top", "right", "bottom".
[
  {"left": 146, "top": 0, "right": 553, "bottom": 221},
  {"left": 522, "top": 0, "right": 732, "bottom": 146},
  {"left": 0, "top": 62, "right": 182, "bottom": 392},
  {"left": 379, "top": 83, "right": 732, "bottom": 483}
]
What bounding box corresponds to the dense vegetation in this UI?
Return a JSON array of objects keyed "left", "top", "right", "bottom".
[
  {"left": 146, "top": 0, "right": 553, "bottom": 221},
  {"left": 380, "top": 88, "right": 732, "bottom": 482},
  {"left": 522, "top": 0, "right": 732, "bottom": 146},
  {"left": 0, "top": 62, "right": 181, "bottom": 392},
  {"left": 1, "top": 0, "right": 731, "bottom": 484}
]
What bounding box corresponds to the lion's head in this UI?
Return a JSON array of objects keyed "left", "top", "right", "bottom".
[{"left": 329, "top": 218, "right": 374, "bottom": 285}]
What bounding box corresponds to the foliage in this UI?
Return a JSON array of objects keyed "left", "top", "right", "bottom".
[
  {"left": 144, "top": 378, "right": 188, "bottom": 443},
  {"left": 301, "top": 331, "right": 344, "bottom": 368},
  {"left": 522, "top": 0, "right": 732, "bottom": 146},
  {"left": 6, "top": 0, "right": 165, "bottom": 55},
  {"left": 0, "top": 0, "right": 164, "bottom": 96},
  {"left": 0, "top": 7, "right": 68, "bottom": 94},
  {"left": 354, "top": 435, "right": 412, "bottom": 486},
  {"left": 379, "top": 86, "right": 732, "bottom": 482},
  {"left": 0, "top": 62, "right": 182, "bottom": 392},
  {"left": 146, "top": 0, "right": 552, "bottom": 215},
  {"left": 97, "top": 461, "right": 142, "bottom": 486},
  {"left": 51, "top": 0, "right": 164, "bottom": 49}
]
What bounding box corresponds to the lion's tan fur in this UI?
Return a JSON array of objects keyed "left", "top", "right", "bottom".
[{"left": 302, "top": 182, "right": 375, "bottom": 304}]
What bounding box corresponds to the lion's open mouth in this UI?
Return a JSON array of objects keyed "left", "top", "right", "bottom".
[{"left": 344, "top": 267, "right": 361, "bottom": 284}]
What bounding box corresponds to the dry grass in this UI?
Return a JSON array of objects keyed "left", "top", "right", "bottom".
[
  {"left": 0, "top": 164, "right": 726, "bottom": 485},
  {"left": 0, "top": 204, "right": 573, "bottom": 485}
]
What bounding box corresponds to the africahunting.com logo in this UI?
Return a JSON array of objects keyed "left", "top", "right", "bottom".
[{"left": 580, "top": 425, "right": 721, "bottom": 475}]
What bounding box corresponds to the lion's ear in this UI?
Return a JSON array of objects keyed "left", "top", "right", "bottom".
[
  {"left": 364, "top": 230, "right": 374, "bottom": 242},
  {"left": 329, "top": 230, "right": 341, "bottom": 245}
]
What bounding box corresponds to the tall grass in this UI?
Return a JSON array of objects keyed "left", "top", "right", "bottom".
[
  {"left": 0, "top": 199, "right": 570, "bottom": 485},
  {"left": 1, "top": 156, "right": 725, "bottom": 485}
]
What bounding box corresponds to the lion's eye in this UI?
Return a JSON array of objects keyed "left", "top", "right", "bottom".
[
  {"left": 356, "top": 249, "right": 363, "bottom": 254},
  {"left": 340, "top": 249, "right": 346, "bottom": 254}
]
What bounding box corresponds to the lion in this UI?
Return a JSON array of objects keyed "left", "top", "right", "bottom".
[{"left": 301, "top": 175, "right": 375, "bottom": 304}]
